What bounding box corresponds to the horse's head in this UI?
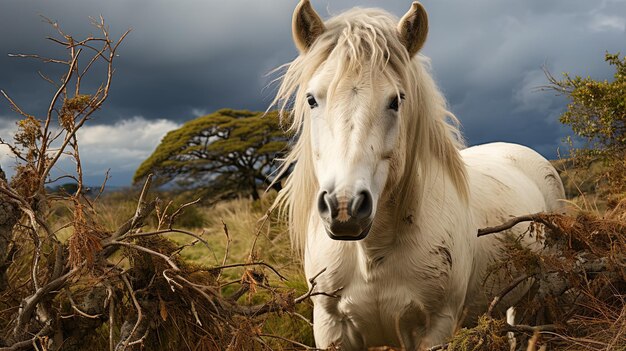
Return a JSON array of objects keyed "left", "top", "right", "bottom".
[{"left": 290, "top": 1, "right": 429, "bottom": 240}]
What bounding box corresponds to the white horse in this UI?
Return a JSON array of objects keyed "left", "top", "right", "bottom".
[{"left": 271, "top": 1, "right": 565, "bottom": 349}]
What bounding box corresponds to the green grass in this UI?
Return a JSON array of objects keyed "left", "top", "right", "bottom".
[{"left": 174, "top": 197, "right": 314, "bottom": 347}]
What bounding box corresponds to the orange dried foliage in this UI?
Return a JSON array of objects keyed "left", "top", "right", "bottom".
[{"left": 67, "top": 202, "right": 106, "bottom": 269}]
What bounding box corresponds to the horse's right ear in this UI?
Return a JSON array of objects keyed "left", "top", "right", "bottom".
[
  {"left": 292, "top": 0, "right": 325, "bottom": 53},
  {"left": 397, "top": 2, "right": 429, "bottom": 57}
]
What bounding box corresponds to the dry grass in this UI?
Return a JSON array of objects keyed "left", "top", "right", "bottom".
[
  {"left": 441, "top": 199, "right": 626, "bottom": 350},
  {"left": 46, "top": 191, "right": 315, "bottom": 350}
]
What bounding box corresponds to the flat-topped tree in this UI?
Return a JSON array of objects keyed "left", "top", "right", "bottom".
[{"left": 134, "top": 109, "right": 288, "bottom": 201}]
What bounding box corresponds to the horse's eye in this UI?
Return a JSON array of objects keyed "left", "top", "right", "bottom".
[
  {"left": 306, "top": 94, "right": 318, "bottom": 109},
  {"left": 389, "top": 93, "right": 405, "bottom": 112}
]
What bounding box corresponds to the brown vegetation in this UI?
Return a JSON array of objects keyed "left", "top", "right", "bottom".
[
  {"left": 429, "top": 199, "right": 625, "bottom": 350},
  {"left": 0, "top": 19, "right": 317, "bottom": 351}
]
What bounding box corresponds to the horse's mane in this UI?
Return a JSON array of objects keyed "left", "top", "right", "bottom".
[{"left": 270, "top": 8, "right": 468, "bottom": 253}]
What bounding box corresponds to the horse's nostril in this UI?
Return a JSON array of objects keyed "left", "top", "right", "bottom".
[
  {"left": 318, "top": 191, "right": 339, "bottom": 219},
  {"left": 351, "top": 191, "right": 373, "bottom": 220},
  {"left": 317, "top": 191, "right": 329, "bottom": 216}
]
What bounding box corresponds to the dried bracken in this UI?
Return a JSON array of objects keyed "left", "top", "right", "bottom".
[{"left": 457, "top": 200, "right": 626, "bottom": 351}]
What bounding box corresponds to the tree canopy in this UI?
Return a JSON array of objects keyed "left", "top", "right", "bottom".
[
  {"left": 548, "top": 52, "right": 626, "bottom": 192},
  {"left": 134, "top": 109, "right": 289, "bottom": 200}
]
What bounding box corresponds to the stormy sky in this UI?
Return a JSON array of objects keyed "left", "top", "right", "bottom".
[{"left": 1, "top": 0, "right": 625, "bottom": 187}]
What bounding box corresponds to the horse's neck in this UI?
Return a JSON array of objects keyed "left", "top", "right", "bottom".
[{"left": 360, "top": 164, "right": 460, "bottom": 259}]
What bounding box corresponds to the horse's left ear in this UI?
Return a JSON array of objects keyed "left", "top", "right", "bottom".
[
  {"left": 397, "top": 2, "right": 429, "bottom": 57},
  {"left": 292, "top": 0, "right": 325, "bottom": 53}
]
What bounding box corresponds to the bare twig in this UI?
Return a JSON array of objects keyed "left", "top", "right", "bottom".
[
  {"left": 294, "top": 268, "right": 342, "bottom": 304},
  {"left": 162, "top": 269, "right": 183, "bottom": 292},
  {"left": 119, "top": 275, "right": 142, "bottom": 350},
  {"left": 487, "top": 274, "right": 533, "bottom": 317},
  {"left": 217, "top": 220, "right": 232, "bottom": 281},
  {"left": 504, "top": 323, "right": 557, "bottom": 334},
  {"left": 427, "top": 343, "right": 448, "bottom": 351},
  {"left": 39, "top": 47, "right": 82, "bottom": 178},
  {"left": 64, "top": 289, "right": 101, "bottom": 319},
  {"left": 259, "top": 333, "right": 320, "bottom": 350},
  {"left": 108, "top": 287, "right": 114, "bottom": 351},
  {"left": 100, "top": 175, "right": 156, "bottom": 258},
  {"left": 213, "top": 262, "right": 288, "bottom": 281},
  {"left": 0, "top": 323, "right": 53, "bottom": 351},
  {"left": 7, "top": 53, "right": 68, "bottom": 64},
  {"left": 167, "top": 197, "right": 202, "bottom": 229},
  {"left": 0, "top": 90, "right": 35, "bottom": 120},
  {"left": 105, "top": 240, "right": 180, "bottom": 271},
  {"left": 124, "top": 228, "right": 210, "bottom": 251},
  {"left": 13, "top": 268, "right": 76, "bottom": 337},
  {"left": 292, "top": 312, "right": 314, "bottom": 327},
  {"left": 477, "top": 213, "right": 563, "bottom": 237},
  {"left": 172, "top": 274, "right": 221, "bottom": 317}
]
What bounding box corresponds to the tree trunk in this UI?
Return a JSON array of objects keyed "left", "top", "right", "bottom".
[
  {"left": 0, "top": 166, "right": 18, "bottom": 292},
  {"left": 251, "top": 187, "right": 260, "bottom": 201},
  {"left": 248, "top": 174, "right": 260, "bottom": 201}
]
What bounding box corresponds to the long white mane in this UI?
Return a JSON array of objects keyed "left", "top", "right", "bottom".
[{"left": 271, "top": 8, "right": 468, "bottom": 253}]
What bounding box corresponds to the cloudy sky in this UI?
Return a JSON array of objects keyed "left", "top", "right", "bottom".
[{"left": 1, "top": 0, "right": 625, "bottom": 187}]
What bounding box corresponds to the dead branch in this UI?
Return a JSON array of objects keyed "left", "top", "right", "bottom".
[
  {"left": 477, "top": 212, "right": 563, "bottom": 237},
  {"left": 167, "top": 197, "right": 202, "bottom": 229},
  {"left": 13, "top": 268, "right": 76, "bottom": 338},
  {"left": 0, "top": 90, "right": 35, "bottom": 120},
  {"left": 217, "top": 219, "right": 232, "bottom": 281},
  {"left": 7, "top": 53, "right": 68, "bottom": 64},
  {"left": 212, "top": 262, "right": 288, "bottom": 281},
  {"left": 108, "top": 287, "right": 114, "bottom": 351},
  {"left": 503, "top": 323, "right": 557, "bottom": 334},
  {"left": 124, "top": 228, "right": 210, "bottom": 251},
  {"left": 64, "top": 289, "right": 101, "bottom": 319},
  {"left": 259, "top": 333, "right": 320, "bottom": 350},
  {"left": 426, "top": 344, "right": 447, "bottom": 351},
  {"left": 100, "top": 175, "right": 156, "bottom": 258},
  {"left": 295, "top": 268, "right": 342, "bottom": 304},
  {"left": 116, "top": 275, "right": 143, "bottom": 351},
  {"left": 487, "top": 274, "right": 533, "bottom": 317},
  {"left": 0, "top": 323, "right": 53, "bottom": 351},
  {"left": 172, "top": 274, "right": 222, "bottom": 316},
  {"left": 105, "top": 240, "right": 180, "bottom": 271},
  {"left": 0, "top": 168, "right": 19, "bottom": 293}
]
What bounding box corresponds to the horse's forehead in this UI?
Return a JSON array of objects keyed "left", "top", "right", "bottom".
[{"left": 309, "top": 61, "right": 397, "bottom": 97}]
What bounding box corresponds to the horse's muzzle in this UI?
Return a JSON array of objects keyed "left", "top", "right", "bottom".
[
  {"left": 324, "top": 221, "right": 372, "bottom": 241},
  {"left": 317, "top": 190, "right": 373, "bottom": 240}
]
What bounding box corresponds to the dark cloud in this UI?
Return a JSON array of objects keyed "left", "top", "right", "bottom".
[{"left": 1, "top": 0, "right": 625, "bottom": 185}]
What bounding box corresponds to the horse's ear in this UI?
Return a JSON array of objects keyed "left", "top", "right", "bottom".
[
  {"left": 397, "top": 2, "right": 429, "bottom": 57},
  {"left": 292, "top": 0, "right": 325, "bottom": 53}
]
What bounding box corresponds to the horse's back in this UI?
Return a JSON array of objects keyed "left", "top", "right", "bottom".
[{"left": 462, "top": 142, "right": 565, "bottom": 213}]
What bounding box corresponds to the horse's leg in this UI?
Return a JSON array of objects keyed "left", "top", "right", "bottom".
[
  {"left": 417, "top": 310, "right": 457, "bottom": 349},
  {"left": 312, "top": 304, "right": 340, "bottom": 347},
  {"left": 312, "top": 303, "right": 364, "bottom": 350}
]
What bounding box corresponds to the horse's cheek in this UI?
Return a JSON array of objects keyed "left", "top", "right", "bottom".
[
  {"left": 383, "top": 156, "right": 402, "bottom": 192},
  {"left": 309, "top": 117, "right": 333, "bottom": 173}
]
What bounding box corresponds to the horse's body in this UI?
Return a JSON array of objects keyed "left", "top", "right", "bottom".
[
  {"left": 303, "top": 142, "right": 563, "bottom": 349},
  {"left": 272, "top": 2, "right": 565, "bottom": 349}
]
